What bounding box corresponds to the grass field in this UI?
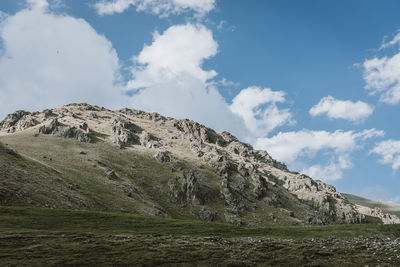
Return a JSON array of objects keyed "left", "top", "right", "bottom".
[{"left": 0, "top": 206, "right": 400, "bottom": 266}]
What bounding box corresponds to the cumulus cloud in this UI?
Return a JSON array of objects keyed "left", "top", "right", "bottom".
[
  {"left": 255, "top": 129, "right": 384, "bottom": 181},
  {"left": 94, "top": 0, "right": 215, "bottom": 17},
  {"left": 309, "top": 96, "right": 374, "bottom": 122},
  {"left": 363, "top": 32, "right": 400, "bottom": 104},
  {"left": 0, "top": 0, "right": 125, "bottom": 119},
  {"left": 371, "top": 139, "right": 400, "bottom": 170},
  {"left": 301, "top": 156, "right": 352, "bottom": 181},
  {"left": 127, "top": 23, "right": 249, "bottom": 138},
  {"left": 230, "top": 86, "right": 294, "bottom": 136}
]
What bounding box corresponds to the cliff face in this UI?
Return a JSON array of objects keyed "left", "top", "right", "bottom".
[{"left": 0, "top": 103, "right": 398, "bottom": 225}]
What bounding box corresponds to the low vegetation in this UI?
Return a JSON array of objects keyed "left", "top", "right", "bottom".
[{"left": 0, "top": 206, "right": 400, "bottom": 266}]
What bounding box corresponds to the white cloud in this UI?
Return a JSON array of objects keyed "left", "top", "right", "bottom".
[
  {"left": 27, "top": 0, "right": 49, "bottom": 10},
  {"left": 127, "top": 23, "right": 249, "bottom": 138},
  {"left": 94, "top": 0, "right": 215, "bottom": 17},
  {"left": 230, "top": 86, "right": 294, "bottom": 136},
  {"left": 301, "top": 156, "right": 352, "bottom": 181},
  {"left": 371, "top": 139, "right": 400, "bottom": 170},
  {"left": 309, "top": 95, "right": 374, "bottom": 122},
  {"left": 0, "top": 0, "right": 125, "bottom": 119},
  {"left": 128, "top": 23, "right": 218, "bottom": 89},
  {"left": 363, "top": 32, "right": 400, "bottom": 104},
  {"left": 255, "top": 129, "right": 384, "bottom": 181},
  {"left": 380, "top": 31, "right": 400, "bottom": 50}
]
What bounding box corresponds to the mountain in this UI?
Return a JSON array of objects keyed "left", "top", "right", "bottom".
[{"left": 0, "top": 103, "right": 399, "bottom": 225}]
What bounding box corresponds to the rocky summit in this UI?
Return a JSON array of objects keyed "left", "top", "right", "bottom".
[{"left": 0, "top": 103, "right": 399, "bottom": 226}]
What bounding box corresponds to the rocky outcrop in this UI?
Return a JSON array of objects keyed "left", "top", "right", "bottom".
[
  {"left": 110, "top": 117, "right": 142, "bottom": 148},
  {"left": 119, "top": 108, "right": 168, "bottom": 122},
  {"left": 39, "top": 119, "right": 91, "bottom": 143},
  {"left": 154, "top": 150, "right": 172, "bottom": 163},
  {"left": 356, "top": 206, "right": 400, "bottom": 224},
  {"left": 174, "top": 119, "right": 222, "bottom": 145},
  {"left": 0, "top": 110, "right": 37, "bottom": 133},
  {"left": 139, "top": 131, "right": 160, "bottom": 148},
  {"left": 167, "top": 170, "right": 211, "bottom": 206},
  {"left": 170, "top": 117, "right": 365, "bottom": 224},
  {"left": 280, "top": 174, "right": 363, "bottom": 224},
  {"left": 220, "top": 175, "right": 255, "bottom": 225}
]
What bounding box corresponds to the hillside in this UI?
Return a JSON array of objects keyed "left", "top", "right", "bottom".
[
  {"left": 343, "top": 193, "right": 400, "bottom": 218},
  {"left": 0, "top": 103, "right": 399, "bottom": 225}
]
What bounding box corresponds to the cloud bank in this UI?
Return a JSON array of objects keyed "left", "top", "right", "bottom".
[
  {"left": 256, "top": 129, "right": 384, "bottom": 181},
  {"left": 310, "top": 96, "right": 373, "bottom": 122},
  {"left": 94, "top": 0, "right": 215, "bottom": 17},
  {"left": 0, "top": 0, "right": 125, "bottom": 119}
]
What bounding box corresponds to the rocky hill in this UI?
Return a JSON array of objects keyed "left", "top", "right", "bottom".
[{"left": 0, "top": 103, "right": 398, "bottom": 225}]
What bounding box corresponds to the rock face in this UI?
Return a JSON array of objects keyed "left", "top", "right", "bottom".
[
  {"left": 39, "top": 118, "right": 91, "bottom": 143},
  {"left": 170, "top": 118, "right": 366, "bottom": 225},
  {"left": 356, "top": 205, "right": 400, "bottom": 224},
  {"left": 110, "top": 117, "right": 142, "bottom": 148},
  {"left": 0, "top": 110, "right": 37, "bottom": 133},
  {"left": 1, "top": 103, "right": 398, "bottom": 226},
  {"left": 167, "top": 170, "right": 211, "bottom": 206}
]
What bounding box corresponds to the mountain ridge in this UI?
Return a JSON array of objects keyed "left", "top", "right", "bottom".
[{"left": 1, "top": 103, "right": 399, "bottom": 225}]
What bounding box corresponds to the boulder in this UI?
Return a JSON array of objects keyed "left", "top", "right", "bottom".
[{"left": 105, "top": 168, "right": 118, "bottom": 180}]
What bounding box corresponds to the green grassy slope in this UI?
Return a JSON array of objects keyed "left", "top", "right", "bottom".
[
  {"left": 0, "top": 206, "right": 399, "bottom": 266},
  {"left": 0, "top": 130, "right": 225, "bottom": 220},
  {"left": 343, "top": 193, "right": 400, "bottom": 217},
  {"left": 0, "top": 128, "right": 312, "bottom": 226}
]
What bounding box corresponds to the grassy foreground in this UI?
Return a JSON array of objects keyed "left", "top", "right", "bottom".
[{"left": 0, "top": 206, "right": 400, "bottom": 266}]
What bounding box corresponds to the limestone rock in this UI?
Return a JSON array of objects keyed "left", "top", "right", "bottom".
[
  {"left": 39, "top": 118, "right": 91, "bottom": 143},
  {"left": 110, "top": 117, "right": 141, "bottom": 148},
  {"left": 0, "top": 110, "right": 38, "bottom": 133},
  {"left": 167, "top": 171, "right": 211, "bottom": 206},
  {"left": 154, "top": 150, "right": 172, "bottom": 163},
  {"left": 139, "top": 131, "right": 160, "bottom": 148},
  {"left": 356, "top": 206, "right": 400, "bottom": 224},
  {"left": 174, "top": 119, "right": 221, "bottom": 144}
]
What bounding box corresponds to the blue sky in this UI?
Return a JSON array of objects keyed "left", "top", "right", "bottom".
[{"left": 1, "top": 0, "right": 400, "bottom": 203}]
